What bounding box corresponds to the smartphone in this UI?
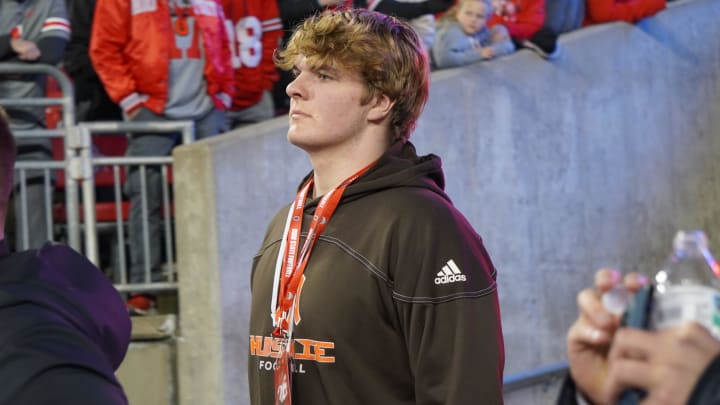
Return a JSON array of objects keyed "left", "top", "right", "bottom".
[{"left": 616, "top": 284, "right": 654, "bottom": 405}]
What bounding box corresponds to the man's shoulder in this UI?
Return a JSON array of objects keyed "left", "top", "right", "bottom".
[{"left": 368, "top": 186, "right": 457, "bottom": 222}]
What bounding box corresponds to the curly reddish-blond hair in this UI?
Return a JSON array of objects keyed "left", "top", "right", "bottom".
[{"left": 275, "top": 9, "right": 430, "bottom": 143}]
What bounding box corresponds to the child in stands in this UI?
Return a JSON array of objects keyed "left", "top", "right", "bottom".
[{"left": 433, "top": 0, "right": 514, "bottom": 68}]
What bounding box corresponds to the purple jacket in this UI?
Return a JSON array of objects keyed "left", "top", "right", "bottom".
[{"left": 0, "top": 240, "right": 130, "bottom": 404}]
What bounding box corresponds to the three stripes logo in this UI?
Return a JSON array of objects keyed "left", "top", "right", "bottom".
[{"left": 434, "top": 259, "right": 467, "bottom": 285}]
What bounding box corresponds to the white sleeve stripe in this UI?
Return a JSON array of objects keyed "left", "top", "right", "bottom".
[
  {"left": 41, "top": 24, "right": 71, "bottom": 34},
  {"left": 261, "top": 18, "right": 282, "bottom": 26},
  {"left": 367, "top": 0, "right": 381, "bottom": 10},
  {"left": 45, "top": 17, "right": 71, "bottom": 24},
  {"left": 119, "top": 93, "right": 149, "bottom": 111},
  {"left": 262, "top": 23, "right": 283, "bottom": 32}
]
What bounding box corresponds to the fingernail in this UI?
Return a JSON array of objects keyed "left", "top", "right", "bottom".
[
  {"left": 609, "top": 269, "right": 621, "bottom": 283},
  {"left": 585, "top": 327, "right": 606, "bottom": 342}
]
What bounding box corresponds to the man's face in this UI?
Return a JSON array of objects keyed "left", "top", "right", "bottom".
[{"left": 286, "top": 56, "right": 375, "bottom": 153}]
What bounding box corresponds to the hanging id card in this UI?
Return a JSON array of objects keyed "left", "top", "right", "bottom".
[{"left": 274, "top": 348, "right": 293, "bottom": 405}]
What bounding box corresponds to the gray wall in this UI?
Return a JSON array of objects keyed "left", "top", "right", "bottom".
[{"left": 173, "top": 1, "right": 720, "bottom": 403}]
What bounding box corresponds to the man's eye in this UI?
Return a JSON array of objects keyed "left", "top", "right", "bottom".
[{"left": 317, "top": 73, "right": 331, "bottom": 80}]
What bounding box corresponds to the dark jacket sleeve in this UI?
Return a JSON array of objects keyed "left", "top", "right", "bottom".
[
  {"left": 35, "top": 36, "right": 69, "bottom": 65},
  {"left": 63, "top": 0, "right": 97, "bottom": 81},
  {"left": 374, "top": 0, "right": 453, "bottom": 20},
  {"left": 277, "top": 0, "right": 323, "bottom": 32},
  {"left": 392, "top": 197, "right": 505, "bottom": 404},
  {"left": 556, "top": 374, "right": 580, "bottom": 405},
  {"left": 0, "top": 34, "right": 12, "bottom": 60},
  {"left": 688, "top": 354, "right": 720, "bottom": 405},
  {"left": 14, "top": 366, "right": 128, "bottom": 404}
]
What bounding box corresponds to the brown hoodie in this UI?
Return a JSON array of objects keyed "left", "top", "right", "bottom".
[{"left": 248, "top": 141, "right": 505, "bottom": 405}]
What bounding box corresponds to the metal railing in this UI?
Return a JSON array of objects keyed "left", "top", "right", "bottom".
[
  {"left": 0, "top": 62, "right": 83, "bottom": 250},
  {"left": 76, "top": 121, "right": 194, "bottom": 292},
  {"left": 503, "top": 361, "right": 568, "bottom": 393},
  {"left": 3, "top": 62, "right": 194, "bottom": 294}
]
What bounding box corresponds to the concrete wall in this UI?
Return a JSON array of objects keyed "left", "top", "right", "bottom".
[
  {"left": 173, "top": 0, "right": 720, "bottom": 403},
  {"left": 117, "top": 341, "right": 177, "bottom": 405}
]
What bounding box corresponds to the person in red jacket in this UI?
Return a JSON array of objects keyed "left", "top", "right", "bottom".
[
  {"left": 90, "top": 0, "right": 234, "bottom": 314},
  {"left": 585, "top": 0, "right": 665, "bottom": 25},
  {"left": 487, "top": 0, "right": 544, "bottom": 40},
  {"left": 223, "top": 0, "right": 283, "bottom": 129}
]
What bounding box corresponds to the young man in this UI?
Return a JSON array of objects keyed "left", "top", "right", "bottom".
[
  {"left": 0, "top": 0, "right": 71, "bottom": 249},
  {"left": 248, "top": 9, "right": 504, "bottom": 404},
  {"left": 0, "top": 108, "right": 131, "bottom": 404},
  {"left": 90, "top": 0, "right": 234, "bottom": 312}
]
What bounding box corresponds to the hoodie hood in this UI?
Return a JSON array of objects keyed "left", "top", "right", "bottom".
[
  {"left": 0, "top": 240, "right": 131, "bottom": 371},
  {"left": 301, "top": 141, "right": 449, "bottom": 209}
]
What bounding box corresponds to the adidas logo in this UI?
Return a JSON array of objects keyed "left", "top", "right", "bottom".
[{"left": 434, "top": 259, "right": 467, "bottom": 285}]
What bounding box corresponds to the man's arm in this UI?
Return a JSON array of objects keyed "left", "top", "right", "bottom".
[
  {"left": 392, "top": 200, "right": 504, "bottom": 404},
  {"left": 89, "top": 0, "right": 140, "bottom": 113},
  {"left": 400, "top": 293, "right": 505, "bottom": 404},
  {"left": 35, "top": 36, "right": 68, "bottom": 64},
  {"left": 0, "top": 35, "right": 12, "bottom": 60},
  {"left": 64, "top": 0, "right": 96, "bottom": 80}
]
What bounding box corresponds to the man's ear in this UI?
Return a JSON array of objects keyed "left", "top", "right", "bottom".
[{"left": 367, "top": 94, "right": 395, "bottom": 123}]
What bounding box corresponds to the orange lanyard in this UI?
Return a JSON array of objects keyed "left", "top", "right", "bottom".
[{"left": 270, "top": 161, "right": 376, "bottom": 338}]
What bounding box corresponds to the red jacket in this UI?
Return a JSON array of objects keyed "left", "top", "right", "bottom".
[
  {"left": 223, "top": 0, "right": 283, "bottom": 110},
  {"left": 90, "top": 0, "right": 235, "bottom": 115},
  {"left": 585, "top": 0, "right": 666, "bottom": 25},
  {"left": 487, "top": 0, "right": 545, "bottom": 40}
]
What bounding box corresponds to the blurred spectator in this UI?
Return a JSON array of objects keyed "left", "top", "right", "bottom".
[
  {"left": 374, "top": 0, "right": 452, "bottom": 51},
  {"left": 0, "top": 0, "right": 70, "bottom": 250},
  {"left": 559, "top": 268, "right": 720, "bottom": 404},
  {"left": 64, "top": 0, "right": 122, "bottom": 122},
  {"left": 544, "top": 0, "right": 584, "bottom": 35},
  {"left": 0, "top": 107, "right": 131, "bottom": 405},
  {"left": 90, "top": 0, "right": 234, "bottom": 314},
  {"left": 222, "top": 0, "right": 283, "bottom": 129},
  {"left": 433, "top": 0, "right": 514, "bottom": 69},
  {"left": 584, "top": 0, "right": 665, "bottom": 25},
  {"left": 487, "top": 0, "right": 544, "bottom": 40},
  {"left": 486, "top": 0, "right": 560, "bottom": 59}
]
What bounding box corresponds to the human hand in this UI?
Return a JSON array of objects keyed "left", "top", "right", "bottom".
[
  {"left": 10, "top": 38, "right": 40, "bottom": 61},
  {"left": 604, "top": 323, "right": 720, "bottom": 405},
  {"left": 566, "top": 268, "right": 647, "bottom": 404},
  {"left": 490, "top": 26, "right": 510, "bottom": 43},
  {"left": 480, "top": 47, "right": 495, "bottom": 60}
]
